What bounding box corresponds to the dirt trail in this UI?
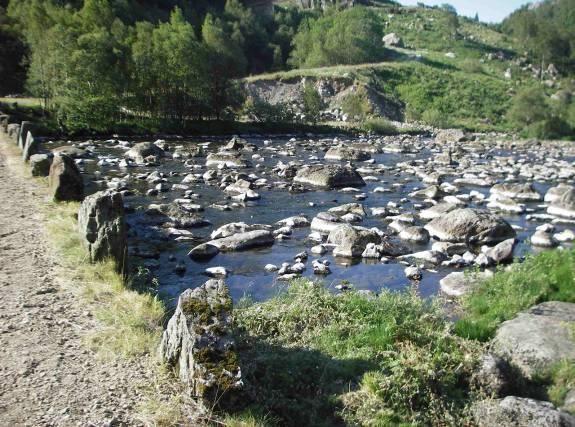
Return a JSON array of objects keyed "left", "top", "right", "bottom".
[{"left": 0, "top": 139, "right": 156, "bottom": 426}]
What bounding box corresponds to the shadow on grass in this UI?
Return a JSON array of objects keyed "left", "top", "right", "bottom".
[{"left": 232, "top": 337, "right": 377, "bottom": 426}]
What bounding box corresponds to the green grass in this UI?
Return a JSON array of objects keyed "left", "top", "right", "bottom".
[
  {"left": 234, "top": 279, "right": 480, "bottom": 426},
  {"left": 455, "top": 249, "right": 575, "bottom": 342},
  {"left": 45, "top": 202, "right": 165, "bottom": 359},
  {"left": 0, "top": 97, "right": 43, "bottom": 108}
]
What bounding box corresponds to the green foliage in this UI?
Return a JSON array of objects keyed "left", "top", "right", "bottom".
[
  {"left": 507, "top": 86, "right": 574, "bottom": 139},
  {"left": 502, "top": 0, "right": 575, "bottom": 73},
  {"left": 289, "top": 7, "right": 385, "bottom": 68},
  {"left": 545, "top": 360, "right": 575, "bottom": 412},
  {"left": 455, "top": 249, "right": 575, "bottom": 342},
  {"left": 0, "top": 5, "right": 26, "bottom": 95},
  {"left": 340, "top": 86, "right": 371, "bottom": 120},
  {"left": 242, "top": 96, "right": 295, "bottom": 123},
  {"left": 235, "top": 279, "right": 480, "bottom": 426},
  {"left": 302, "top": 81, "right": 324, "bottom": 123},
  {"left": 358, "top": 117, "right": 398, "bottom": 134}
]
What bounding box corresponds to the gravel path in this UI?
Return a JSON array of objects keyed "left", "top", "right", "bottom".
[{"left": 0, "top": 139, "right": 160, "bottom": 426}]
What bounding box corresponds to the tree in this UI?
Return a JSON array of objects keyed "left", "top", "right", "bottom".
[
  {"left": 202, "top": 13, "right": 246, "bottom": 119},
  {"left": 302, "top": 81, "right": 324, "bottom": 124},
  {"left": 507, "top": 86, "right": 548, "bottom": 127},
  {"left": 0, "top": 6, "right": 26, "bottom": 95},
  {"left": 289, "top": 7, "right": 384, "bottom": 68},
  {"left": 474, "top": 12, "right": 479, "bottom": 22}
]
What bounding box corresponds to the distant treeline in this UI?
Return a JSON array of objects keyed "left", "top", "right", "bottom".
[
  {"left": 501, "top": 0, "right": 575, "bottom": 73},
  {"left": 0, "top": 0, "right": 391, "bottom": 131}
]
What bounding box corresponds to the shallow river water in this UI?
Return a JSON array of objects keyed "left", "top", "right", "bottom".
[{"left": 45, "top": 134, "right": 575, "bottom": 308}]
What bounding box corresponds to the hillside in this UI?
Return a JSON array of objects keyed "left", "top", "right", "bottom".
[{"left": 244, "top": 2, "right": 574, "bottom": 135}]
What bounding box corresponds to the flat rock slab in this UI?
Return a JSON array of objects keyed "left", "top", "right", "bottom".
[
  {"left": 492, "top": 301, "right": 575, "bottom": 377},
  {"left": 208, "top": 229, "right": 274, "bottom": 251},
  {"left": 473, "top": 396, "right": 575, "bottom": 427}
]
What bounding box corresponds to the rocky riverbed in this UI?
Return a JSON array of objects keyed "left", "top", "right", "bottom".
[{"left": 36, "top": 132, "right": 575, "bottom": 306}]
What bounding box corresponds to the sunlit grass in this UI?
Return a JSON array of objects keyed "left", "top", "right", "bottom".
[
  {"left": 455, "top": 249, "right": 575, "bottom": 341},
  {"left": 44, "top": 201, "right": 165, "bottom": 359}
]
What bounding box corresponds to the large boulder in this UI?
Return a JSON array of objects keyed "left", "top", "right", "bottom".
[
  {"left": 144, "top": 204, "right": 210, "bottom": 229},
  {"left": 210, "top": 222, "right": 272, "bottom": 240},
  {"left": 208, "top": 230, "right": 274, "bottom": 252},
  {"left": 328, "top": 224, "right": 381, "bottom": 258},
  {"left": 159, "top": 280, "right": 242, "bottom": 406},
  {"left": 77, "top": 191, "right": 127, "bottom": 273},
  {"left": 545, "top": 185, "right": 573, "bottom": 204},
  {"left": 294, "top": 165, "right": 365, "bottom": 189},
  {"left": 440, "top": 271, "right": 492, "bottom": 297},
  {"left": 124, "top": 141, "right": 164, "bottom": 163},
  {"left": 382, "top": 32, "right": 404, "bottom": 48},
  {"left": 548, "top": 188, "right": 575, "bottom": 219},
  {"left": 492, "top": 302, "right": 575, "bottom": 378},
  {"left": 472, "top": 397, "right": 575, "bottom": 427},
  {"left": 490, "top": 183, "right": 542, "bottom": 201},
  {"left": 310, "top": 212, "right": 344, "bottom": 234},
  {"left": 206, "top": 152, "right": 250, "bottom": 168},
  {"left": 7, "top": 123, "right": 20, "bottom": 143},
  {"left": 52, "top": 146, "right": 89, "bottom": 159},
  {"left": 424, "top": 208, "right": 515, "bottom": 245},
  {"left": 29, "top": 153, "right": 53, "bottom": 177},
  {"left": 324, "top": 146, "right": 371, "bottom": 161},
  {"left": 48, "top": 154, "right": 84, "bottom": 202}
]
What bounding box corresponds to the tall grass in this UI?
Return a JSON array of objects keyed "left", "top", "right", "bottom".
[
  {"left": 235, "top": 279, "right": 480, "bottom": 426},
  {"left": 455, "top": 249, "right": 575, "bottom": 342},
  {"left": 45, "top": 202, "right": 165, "bottom": 359}
]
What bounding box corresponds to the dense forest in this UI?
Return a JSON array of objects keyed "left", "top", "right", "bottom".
[
  {"left": 1, "top": 0, "right": 574, "bottom": 136},
  {"left": 502, "top": 0, "right": 575, "bottom": 74}
]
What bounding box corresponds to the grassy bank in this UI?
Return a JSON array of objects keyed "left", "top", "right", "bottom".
[
  {"left": 232, "top": 280, "right": 481, "bottom": 426},
  {"left": 455, "top": 248, "right": 575, "bottom": 342},
  {"left": 44, "top": 202, "right": 165, "bottom": 359},
  {"left": 0, "top": 136, "right": 189, "bottom": 425}
]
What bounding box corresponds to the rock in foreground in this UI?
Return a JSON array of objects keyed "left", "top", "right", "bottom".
[
  {"left": 294, "top": 165, "right": 365, "bottom": 189},
  {"left": 78, "top": 191, "right": 127, "bottom": 273},
  {"left": 48, "top": 154, "right": 84, "bottom": 202},
  {"left": 425, "top": 208, "right": 515, "bottom": 245},
  {"left": 473, "top": 396, "right": 575, "bottom": 427},
  {"left": 160, "top": 280, "right": 241, "bottom": 406},
  {"left": 492, "top": 301, "right": 575, "bottom": 378}
]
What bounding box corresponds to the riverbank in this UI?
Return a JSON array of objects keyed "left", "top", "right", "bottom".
[{"left": 0, "top": 135, "right": 188, "bottom": 425}]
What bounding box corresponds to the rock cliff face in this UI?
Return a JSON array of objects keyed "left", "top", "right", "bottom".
[
  {"left": 245, "top": 77, "right": 404, "bottom": 121},
  {"left": 160, "top": 280, "right": 242, "bottom": 407}
]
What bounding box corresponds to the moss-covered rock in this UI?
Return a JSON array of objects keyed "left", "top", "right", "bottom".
[{"left": 159, "top": 279, "right": 241, "bottom": 408}]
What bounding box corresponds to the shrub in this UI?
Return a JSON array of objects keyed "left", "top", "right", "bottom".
[
  {"left": 507, "top": 86, "right": 549, "bottom": 128},
  {"left": 359, "top": 117, "right": 398, "bottom": 135},
  {"left": 455, "top": 249, "right": 575, "bottom": 342},
  {"left": 340, "top": 86, "right": 371, "bottom": 120},
  {"left": 460, "top": 59, "right": 484, "bottom": 74},
  {"left": 242, "top": 96, "right": 295, "bottom": 123},
  {"left": 289, "top": 7, "right": 384, "bottom": 68},
  {"left": 422, "top": 108, "right": 453, "bottom": 128},
  {"left": 302, "top": 81, "right": 325, "bottom": 124}
]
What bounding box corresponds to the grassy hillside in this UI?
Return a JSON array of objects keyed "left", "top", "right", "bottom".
[{"left": 246, "top": 3, "right": 575, "bottom": 135}]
